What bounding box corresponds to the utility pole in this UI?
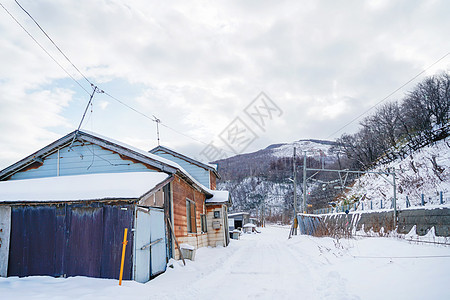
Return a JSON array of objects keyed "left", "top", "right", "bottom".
[
  {"left": 393, "top": 169, "right": 397, "bottom": 229},
  {"left": 293, "top": 147, "right": 297, "bottom": 234},
  {"left": 293, "top": 147, "right": 297, "bottom": 216},
  {"left": 303, "top": 151, "right": 307, "bottom": 214}
]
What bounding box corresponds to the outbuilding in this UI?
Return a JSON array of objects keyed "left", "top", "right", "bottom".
[
  {"left": 0, "top": 172, "right": 170, "bottom": 282},
  {"left": 228, "top": 212, "right": 250, "bottom": 230}
]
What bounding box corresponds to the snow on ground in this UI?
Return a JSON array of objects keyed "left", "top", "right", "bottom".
[{"left": 1, "top": 226, "right": 449, "bottom": 300}]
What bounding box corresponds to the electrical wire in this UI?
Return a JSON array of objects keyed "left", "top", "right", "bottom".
[
  {"left": 104, "top": 91, "right": 235, "bottom": 155},
  {"left": 327, "top": 51, "right": 450, "bottom": 139},
  {"left": 3, "top": 1, "right": 239, "bottom": 157},
  {"left": 0, "top": 2, "right": 91, "bottom": 96},
  {"left": 14, "top": 0, "right": 93, "bottom": 86}
]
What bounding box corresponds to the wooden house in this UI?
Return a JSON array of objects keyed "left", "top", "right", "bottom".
[
  {"left": 0, "top": 130, "right": 231, "bottom": 281},
  {"left": 150, "top": 145, "right": 220, "bottom": 190},
  {"left": 150, "top": 146, "right": 231, "bottom": 251}
]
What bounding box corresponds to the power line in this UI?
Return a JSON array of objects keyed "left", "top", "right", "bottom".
[
  {"left": 3, "top": 1, "right": 235, "bottom": 156},
  {"left": 14, "top": 0, "right": 93, "bottom": 86},
  {"left": 103, "top": 91, "right": 235, "bottom": 154},
  {"left": 327, "top": 51, "right": 450, "bottom": 139},
  {"left": 0, "top": 2, "right": 91, "bottom": 95}
]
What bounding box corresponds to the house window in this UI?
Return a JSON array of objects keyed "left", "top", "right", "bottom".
[
  {"left": 186, "top": 199, "right": 197, "bottom": 233},
  {"left": 201, "top": 214, "right": 207, "bottom": 233}
]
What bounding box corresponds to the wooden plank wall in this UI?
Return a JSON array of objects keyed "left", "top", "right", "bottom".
[
  {"left": 206, "top": 204, "right": 226, "bottom": 247},
  {"left": 209, "top": 171, "right": 217, "bottom": 190},
  {"left": 171, "top": 175, "right": 208, "bottom": 255},
  {"left": 9, "top": 141, "right": 158, "bottom": 180}
]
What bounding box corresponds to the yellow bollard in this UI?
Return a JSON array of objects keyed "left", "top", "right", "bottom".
[{"left": 119, "top": 228, "right": 128, "bottom": 286}]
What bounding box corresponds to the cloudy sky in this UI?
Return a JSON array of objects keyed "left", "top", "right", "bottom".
[{"left": 0, "top": 0, "right": 449, "bottom": 169}]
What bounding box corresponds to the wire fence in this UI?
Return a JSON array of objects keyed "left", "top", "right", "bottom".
[{"left": 313, "top": 191, "right": 449, "bottom": 215}]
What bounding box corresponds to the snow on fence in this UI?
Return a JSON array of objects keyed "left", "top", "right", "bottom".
[{"left": 312, "top": 191, "right": 449, "bottom": 215}]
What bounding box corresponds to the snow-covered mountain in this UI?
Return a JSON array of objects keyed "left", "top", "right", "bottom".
[
  {"left": 215, "top": 139, "right": 338, "bottom": 220},
  {"left": 215, "top": 139, "right": 338, "bottom": 179},
  {"left": 267, "top": 139, "right": 336, "bottom": 158}
]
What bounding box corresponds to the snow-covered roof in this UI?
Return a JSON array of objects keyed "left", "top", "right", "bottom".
[
  {"left": 228, "top": 212, "right": 250, "bottom": 217},
  {"left": 149, "top": 145, "right": 220, "bottom": 178},
  {"left": 0, "top": 172, "right": 170, "bottom": 203},
  {"left": 206, "top": 190, "right": 231, "bottom": 205},
  {"left": 80, "top": 130, "right": 181, "bottom": 170},
  {"left": 0, "top": 130, "right": 216, "bottom": 198},
  {"left": 72, "top": 131, "right": 217, "bottom": 198}
]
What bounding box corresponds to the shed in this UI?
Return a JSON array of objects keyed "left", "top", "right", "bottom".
[
  {"left": 228, "top": 212, "right": 250, "bottom": 230},
  {"left": 0, "top": 172, "right": 171, "bottom": 282}
]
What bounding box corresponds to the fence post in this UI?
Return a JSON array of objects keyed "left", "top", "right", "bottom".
[
  {"left": 440, "top": 191, "right": 443, "bottom": 205},
  {"left": 380, "top": 199, "right": 383, "bottom": 209},
  {"left": 354, "top": 203, "right": 356, "bottom": 211},
  {"left": 421, "top": 194, "right": 424, "bottom": 206},
  {"left": 371, "top": 201, "right": 373, "bottom": 210},
  {"left": 406, "top": 196, "right": 410, "bottom": 208},
  {"left": 362, "top": 202, "right": 364, "bottom": 211}
]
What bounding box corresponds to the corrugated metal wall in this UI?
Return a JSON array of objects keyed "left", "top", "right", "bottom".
[
  {"left": 7, "top": 202, "right": 134, "bottom": 279},
  {"left": 297, "top": 214, "right": 325, "bottom": 236}
]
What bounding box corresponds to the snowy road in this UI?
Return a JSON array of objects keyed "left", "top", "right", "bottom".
[
  {"left": 155, "top": 226, "right": 360, "bottom": 299},
  {"left": 1, "top": 226, "right": 449, "bottom": 299}
]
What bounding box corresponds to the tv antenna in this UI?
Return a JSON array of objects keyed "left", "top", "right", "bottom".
[{"left": 153, "top": 115, "right": 161, "bottom": 146}]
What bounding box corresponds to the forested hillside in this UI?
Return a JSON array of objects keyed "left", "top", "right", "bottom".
[{"left": 216, "top": 72, "right": 449, "bottom": 222}]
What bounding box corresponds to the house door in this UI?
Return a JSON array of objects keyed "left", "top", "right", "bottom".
[{"left": 134, "top": 207, "right": 166, "bottom": 283}]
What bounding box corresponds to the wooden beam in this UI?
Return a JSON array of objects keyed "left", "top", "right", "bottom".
[{"left": 167, "top": 218, "right": 186, "bottom": 266}]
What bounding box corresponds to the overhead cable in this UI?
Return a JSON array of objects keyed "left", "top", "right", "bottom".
[
  {"left": 14, "top": 0, "right": 93, "bottom": 86},
  {"left": 327, "top": 51, "right": 450, "bottom": 139},
  {"left": 0, "top": 2, "right": 91, "bottom": 95}
]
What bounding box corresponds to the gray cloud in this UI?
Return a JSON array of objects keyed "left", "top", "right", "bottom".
[{"left": 0, "top": 0, "right": 449, "bottom": 168}]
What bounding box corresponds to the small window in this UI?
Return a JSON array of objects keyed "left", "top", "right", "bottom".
[
  {"left": 186, "top": 199, "right": 197, "bottom": 233},
  {"left": 201, "top": 214, "right": 207, "bottom": 233}
]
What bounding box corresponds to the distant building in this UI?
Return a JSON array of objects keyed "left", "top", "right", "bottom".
[{"left": 228, "top": 212, "right": 250, "bottom": 230}]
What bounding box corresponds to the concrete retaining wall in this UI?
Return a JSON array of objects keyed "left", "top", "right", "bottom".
[{"left": 321, "top": 207, "right": 450, "bottom": 237}]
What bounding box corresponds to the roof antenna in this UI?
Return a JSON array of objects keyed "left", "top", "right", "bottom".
[
  {"left": 153, "top": 115, "right": 161, "bottom": 146},
  {"left": 69, "top": 84, "right": 104, "bottom": 149}
]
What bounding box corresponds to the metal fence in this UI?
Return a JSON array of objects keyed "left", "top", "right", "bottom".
[{"left": 313, "top": 191, "right": 449, "bottom": 215}]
